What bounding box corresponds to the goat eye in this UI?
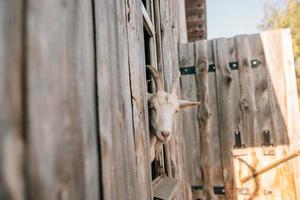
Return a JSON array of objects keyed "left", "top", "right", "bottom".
[{"left": 175, "top": 109, "right": 179, "bottom": 114}]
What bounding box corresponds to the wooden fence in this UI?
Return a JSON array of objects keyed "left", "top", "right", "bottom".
[
  {"left": 1, "top": 1, "right": 300, "bottom": 200},
  {"left": 179, "top": 29, "right": 300, "bottom": 200}
]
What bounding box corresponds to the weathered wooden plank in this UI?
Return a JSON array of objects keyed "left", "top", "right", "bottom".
[
  {"left": 247, "top": 34, "right": 280, "bottom": 199},
  {"left": 214, "top": 38, "right": 239, "bottom": 200},
  {"left": 177, "top": 0, "right": 188, "bottom": 43},
  {"left": 235, "top": 35, "right": 257, "bottom": 147},
  {"left": 194, "top": 40, "right": 211, "bottom": 199},
  {"left": 26, "top": 0, "right": 99, "bottom": 199},
  {"left": 0, "top": 1, "right": 25, "bottom": 199},
  {"left": 94, "top": 0, "right": 139, "bottom": 199},
  {"left": 234, "top": 35, "right": 262, "bottom": 199},
  {"left": 160, "top": 1, "right": 191, "bottom": 199},
  {"left": 202, "top": 40, "right": 224, "bottom": 200},
  {"left": 179, "top": 42, "right": 202, "bottom": 188},
  {"left": 126, "top": 0, "right": 152, "bottom": 199},
  {"left": 261, "top": 29, "right": 300, "bottom": 199},
  {"left": 153, "top": 177, "right": 178, "bottom": 200}
]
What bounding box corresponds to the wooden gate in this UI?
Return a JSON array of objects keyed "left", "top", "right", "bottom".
[{"left": 179, "top": 29, "right": 300, "bottom": 200}]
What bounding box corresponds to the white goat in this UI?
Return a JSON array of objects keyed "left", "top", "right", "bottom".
[{"left": 147, "top": 65, "right": 201, "bottom": 161}]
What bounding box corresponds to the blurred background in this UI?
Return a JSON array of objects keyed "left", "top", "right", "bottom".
[{"left": 207, "top": 0, "right": 300, "bottom": 108}]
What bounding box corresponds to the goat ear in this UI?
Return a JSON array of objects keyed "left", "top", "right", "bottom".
[
  {"left": 178, "top": 100, "right": 201, "bottom": 109},
  {"left": 147, "top": 93, "right": 153, "bottom": 101}
]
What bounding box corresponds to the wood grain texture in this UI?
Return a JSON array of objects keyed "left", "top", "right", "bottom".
[
  {"left": 0, "top": 1, "right": 25, "bottom": 199},
  {"left": 94, "top": 0, "right": 139, "bottom": 199},
  {"left": 160, "top": 1, "right": 191, "bottom": 199},
  {"left": 204, "top": 40, "right": 224, "bottom": 200},
  {"left": 214, "top": 38, "right": 239, "bottom": 200},
  {"left": 247, "top": 34, "right": 280, "bottom": 199},
  {"left": 126, "top": 0, "right": 152, "bottom": 199},
  {"left": 261, "top": 29, "right": 300, "bottom": 199},
  {"left": 179, "top": 42, "right": 202, "bottom": 187},
  {"left": 194, "top": 40, "right": 211, "bottom": 199},
  {"left": 26, "top": 0, "right": 99, "bottom": 199},
  {"left": 234, "top": 35, "right": 262, "bottom": 199}
]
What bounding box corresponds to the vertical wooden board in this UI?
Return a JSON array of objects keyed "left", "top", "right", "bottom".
[
  {"left": 248, "top": 34, "right": 274, "bottom": 146},
  {"left": 261, "top": 29, "right": 300, "bottom": 199},
  {"left": 26, "top": 0, "right": 99, "bottom": 199},
  {"left": 194, "top": 40, "right": 211, "bottom": 199},
  {"left": 203, "top": 40, "right": 225, "bottom": 200},
  {"left": 155, "top": 1, "right": 191, "bottom": 199},
  {"left": 235, "top": 35, "right": 257, "bottom": 147},
  {"left": 160, "top": 0, "right": 173, "bottom": 90},
  {"left": 126, "top": 0, "right": 152, "bottom": 199},
  {"left": 179, "top": 43, "right": 195, "bottom": 68},
  {"left": 214, "top": 38, "right": 240, "bottom": 200},
  {"left": 177, "top": 0, "right": 188, "bottom": 43},
  {"left": 179, "top": 42, "right": 202, "bottom": 187},
  {"left": 0, "top": 1, "right": 24, "bottom": 199},
  {"left": 234, "top": 35, "right": 261, "bottom": 199},
  {"left": 94, "top": 0, "right": 138, "bottom": 199},
  {"left": 247, "top": 34, "right": 285, "bottom": 199},
  {"left": 160, "top": 1, "right": 190, "bottom": 199}
]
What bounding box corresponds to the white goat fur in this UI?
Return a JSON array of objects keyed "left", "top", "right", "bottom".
[{"left": 147, "top": 65, "right": 200, "bottom": 161}]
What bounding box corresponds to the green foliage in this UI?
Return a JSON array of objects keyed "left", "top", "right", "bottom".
[{"left": 259, "top": 0, "right": 300, "bottom": 107}]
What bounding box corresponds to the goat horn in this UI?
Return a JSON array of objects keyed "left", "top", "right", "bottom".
[
  {"left": 171, "top": 72, "right": 180, "bottom": 94},
  {"left": 146, "top": 65, "right": 163, "bottom": 92}
]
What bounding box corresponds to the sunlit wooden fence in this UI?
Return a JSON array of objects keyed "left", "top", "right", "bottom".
[{"left": 180, "top": 29, "right": 300, "bottom": 200}]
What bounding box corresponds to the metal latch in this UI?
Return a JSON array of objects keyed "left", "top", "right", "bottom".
[
  {"left": 192, "top": 185, "right": 204, "bottom": 199},
  {"left": 208, "top": 64, "right": 216, "bottom": 72},
  {"left": 262, "top": 130, "right": 275, "bottom": 155},
  {"left": 234, "top": 131, "right": 245, "bottom": 149},
  {"left": 180, "top": 66, "right": 195, "bottom": 75},
  {"left": 229, "top": 62, "right": 238, "bottom": 70},
  {"left": 213, "top": 186, "right": 225, "bottom": 195},
  {"left": 251, "top": 59, "right": 261, "bottom": 68}
]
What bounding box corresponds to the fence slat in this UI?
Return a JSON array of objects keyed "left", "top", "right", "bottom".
[
  {"left": 247, "top": 34, "right": 280, "bottom": 198},
  {"left": 26, "top": 1, "right": 99, "bottom": 199},
  {"left": 0, "top": 1, "right": 24, "bottom": 199},
  {"left": 204, "top": 40, "right": 225, "bottom": 199},
  {"left": 94, "top": 0, "right": 140, "bottom": 199},
  {"left": 261, "top": 29, "right": 300, "bottom": 199},
  {"left": 235, "top": 35, "right": 262, "bottom": 198},
  {"left": 214, "top": 38, "right": 239, "bottom": 200},
  {"left": 179, "top": 42, "right": 202, "bottom": 187},
  {"left": 126, "top": 0, "right": 152, "bottom": 198}
]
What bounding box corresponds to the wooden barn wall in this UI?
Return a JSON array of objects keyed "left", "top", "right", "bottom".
[
  {"left": 26, "top": 0, "right": 99, "bottom": 199},
  {"left": 0, "top": 1, "right": 25, "bottom": 199},
  {"left": 0, "top": 0, "right": 191, "bottom": 199},
  {"left": 155, "top": 1, "right": 192, "bottom": 199},
  {"left": 179, "top": 29, "right": 300, "bottom": 200}
]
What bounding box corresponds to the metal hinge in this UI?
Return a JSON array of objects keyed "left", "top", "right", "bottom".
[
  {"left": 208, "top": 64, "right": 216, "bottom": 72},
  {"left": 251, "top": 59, "right": 261, "bottom": 68},
  {"left": 213, "top": 186, "right": 225, "bottom": 195},
  {"left": 234, "top": 130, "right": 245, "bottom": 149},
  {"left": 229, "top": 62, "right": 238, "bottom": 70},
  {"left": 180, "top": 66, "right": 195, "bottom": 75}
]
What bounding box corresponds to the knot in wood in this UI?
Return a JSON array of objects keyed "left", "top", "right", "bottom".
[
  {"left": 242, "top": 58, "right": 249, "bottom": 67},
  {"left": 197, "top": 61, "right": 207, "bottom": 71},
  {"left": 240, "top": 98, "right": 249, "bottom": 110},
  {"left": 224, "top": 75, "right": 232, "bottom": 83}
]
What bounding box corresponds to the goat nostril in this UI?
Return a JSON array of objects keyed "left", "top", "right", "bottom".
[{"left": 161, "top": 131, "right": 170, "bottom": 138}]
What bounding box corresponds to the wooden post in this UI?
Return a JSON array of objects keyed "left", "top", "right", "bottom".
[
  {"left": 0, "top": 1, "right": 25, "bottom": 199},
  {"left": 261, "top": 29, "right": 300, "bottom": 200},
  {"left": 26, "top": 0, "right": 100, "bottom": 199}
]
